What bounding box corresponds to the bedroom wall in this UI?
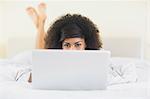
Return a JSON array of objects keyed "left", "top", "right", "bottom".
[
  {"left": 0, "top": 0, "right": 149, "bottom": 60},
  {"left": 145, "top": 0, "right": 150, "bottom": 61},
  {"left": 0, "top": 4, "right": 6, "bottom": 58}
]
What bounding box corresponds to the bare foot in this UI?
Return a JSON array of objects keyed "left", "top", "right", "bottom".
[
  {"left": 26, "top": 7, "right": 39, "bottom": 28},
  {"left": 38, "top": 3, "right": 47, "bottom": 22}
]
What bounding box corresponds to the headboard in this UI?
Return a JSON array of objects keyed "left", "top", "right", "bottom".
[
  {"left": 6, "top": 37, "right": 143, "bottom": 59},
  {"left": 6, "top": 37, "right": 36, "bottom": 58},
  {"left": 102, "top": 37, "right": 143, "bottom": 59}
]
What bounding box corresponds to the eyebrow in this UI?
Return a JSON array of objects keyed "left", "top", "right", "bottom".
[
  {"left": 74, "top": 41, "right": 83, "bottom": 44},
  {"left": 63, "top": 41, "right": 83, "bottom": 44}
]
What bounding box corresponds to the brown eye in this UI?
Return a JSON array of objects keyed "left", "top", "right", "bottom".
[
  {"left": 63, "top": 43, "right": 70, "bottom": 48},
  {"left": 75, "top": 43, "right": 81, "bottom": 47}
]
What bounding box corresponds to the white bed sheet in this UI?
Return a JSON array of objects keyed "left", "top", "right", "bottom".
[
  {"left": 0, "top": 81, "right": 149, "bottom": 99},
  {"left": 0, "top": 58, "right": 149, "bottom": 99}
]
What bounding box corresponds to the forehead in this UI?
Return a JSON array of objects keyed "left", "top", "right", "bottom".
[{"left": 63, "top": 38, "right": 84, "bottom": 43}]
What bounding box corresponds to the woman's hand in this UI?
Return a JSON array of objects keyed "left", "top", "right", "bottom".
[{"left": 28, "top": 73, "right": 32, "bottom": 83}]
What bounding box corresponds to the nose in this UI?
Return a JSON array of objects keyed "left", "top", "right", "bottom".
[{"left": 69, "top": 46, "right": 77, "bottom": 50}]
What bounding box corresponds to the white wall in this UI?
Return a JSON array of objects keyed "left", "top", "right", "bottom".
[
  {"left": 0, "top": 3, "right": 6, "bottom": 58},
  {"left": 145, "top": 0, "right": 150, "bottom": 60},
  {"left": 0, "top": 0, "right": 149, "bottom": 60}
]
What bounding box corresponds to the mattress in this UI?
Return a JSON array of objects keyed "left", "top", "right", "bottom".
[
  {"left": 0, "top": 81, "right": 149, "bottom": 99},
  {"left": 0, "top": 57, "right": 149, "bottom": 99}
]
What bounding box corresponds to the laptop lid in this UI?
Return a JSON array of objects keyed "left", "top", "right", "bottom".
[{"left": 32, "top": 50, "right": 110, "bottom": 90}]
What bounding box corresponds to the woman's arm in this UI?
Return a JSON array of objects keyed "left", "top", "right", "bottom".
[{"left": 28, "top": 73, "right": 32, "bottom": 83}]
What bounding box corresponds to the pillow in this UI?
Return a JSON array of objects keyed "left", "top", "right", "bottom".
[
  {"left": 111, "top": 57, "right": 150, "bottom": 82},
  {"left": 111, "top": 57, "right": 150, "bottom": 69},
  {"left": 10, "top": 50, "right": 32, "bottom": 65},
  {"left": 0, "top": 63, "right": 19, "bottom": 82}
]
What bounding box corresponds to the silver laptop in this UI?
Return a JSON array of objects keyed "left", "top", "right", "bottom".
[{"left": 32, "top": 50, "right": 110, "bottom": 90}]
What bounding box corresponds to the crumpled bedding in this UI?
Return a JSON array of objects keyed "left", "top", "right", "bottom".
[
  {"left": 0, "top": 58, "right": 139, "bottom": 85},
  {"left": 0, "top": 58, "right": 149, "bottom": 99}
]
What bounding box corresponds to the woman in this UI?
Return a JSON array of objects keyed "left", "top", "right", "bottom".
[
  {"left": 17, "top": 3, "right": 137, "bottom": 84},
  {"left": 26, "top": 3, "right": 102, "bottom": 82},
  {"left": 26, "top": 3, "right": 102, "bottom": 50}
]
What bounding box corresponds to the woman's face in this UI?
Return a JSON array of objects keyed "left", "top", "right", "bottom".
[{"left": 62, "top": 38, "right": 86, "bottom": 50}]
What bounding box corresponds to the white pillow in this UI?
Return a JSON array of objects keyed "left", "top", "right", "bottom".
[
  {"left": 111, "top": 57, "right": 150, "bottom": 68},
  {"left": 0, "top": 63, "right": 18, "bottom": 82},
  {"left": 111, "top": 57, "right": 150, "bottom": 82},
  {"left": 11, "top": 50, "right": 32, "bottom": 65}
]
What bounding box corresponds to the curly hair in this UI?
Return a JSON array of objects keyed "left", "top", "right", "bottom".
[{"left": 45, "top": 14, "right": 102, "bottom": 50}]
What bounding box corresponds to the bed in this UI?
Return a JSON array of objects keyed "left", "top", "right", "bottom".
[
  {"left": 0, "top": 37, "right": 150, "bottom": 99},
  {"left": 0, "top": 81, "right": 148, "bottom": 99}
]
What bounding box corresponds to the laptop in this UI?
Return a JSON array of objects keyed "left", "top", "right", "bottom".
[{"left": 32, "top": 49, "right": 111, "bottom": 90}]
